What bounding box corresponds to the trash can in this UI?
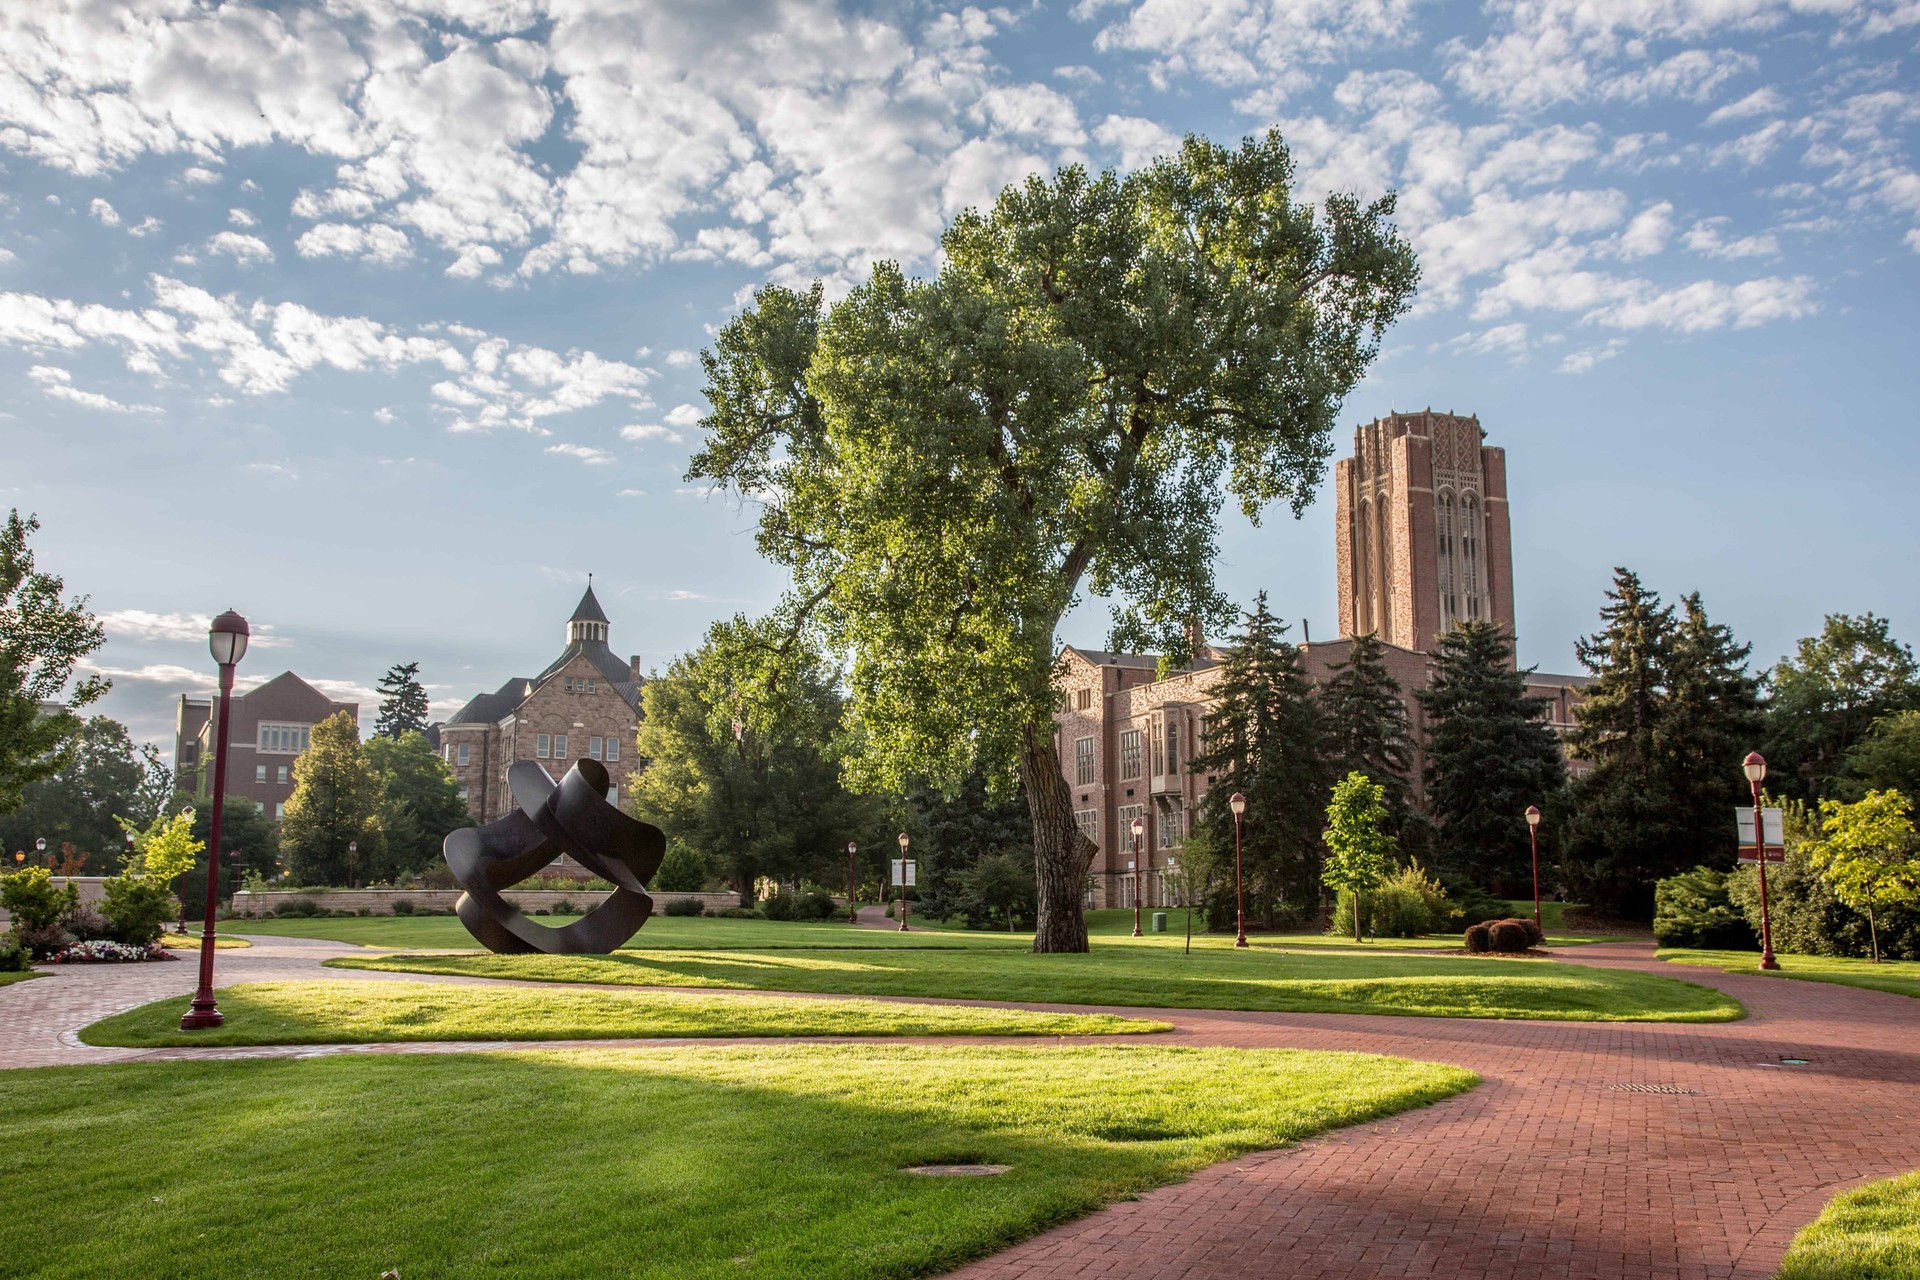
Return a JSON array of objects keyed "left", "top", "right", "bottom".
[{"left": 1151, "top": 912, "right": 1168, "bottom": 933}]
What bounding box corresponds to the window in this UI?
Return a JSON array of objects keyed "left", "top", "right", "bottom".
[
  {"left": 1075, "top": 688, "right": 1092, "bottom": 711},
  {"left": 1159, "top": 804, "right": 1181, "bottom": 848},
  {"left": 1164, "top": 722, "right": 1179, "bottom": 777},
  {"left": 589, "top": 736, "right": 604, "bottom": 760},
  {"left": 457, "top": 744, "right": 470, "bottom": 767},
  {"left": 180, "top": 743, "right": 198, "bottom": 766},
  {"left": 1074, "top": 736, "right": 1095, "bottom": 785},
  {"left": 274, "top": 802, "right": 285, "bottom": 820},
  {"left": 1436, "top": 491, "right": 1457, "bottom": 630},
  {"left": 443, "top": 744, "right": 453, "bottom": 762},
  {"left": 458, "top": 786, "right": 469, "bottom": 802},
  {"left": 586, "top": 678, "right": 596, "bottom": 694},
  {"left": 277, "top": 765, "right": 288, "bottom": 784},
  {"left": 536, "top": 734, "right": 551, "bottom": 759},
  {"left": 553, "top": 733, "right": 568, "bottom": 758},
  {"left": 257, "top": 722, "right": 311, "bottom": 754},
  {"left": 1117, "top": 803, "right": 1146, "bottom": 848},
  {"left": 1119, "top": 729, "right": 1142, "bottom": 780},
  {"left": 254, "top": 764, "right": 266, "bottom": 783},
  {"left": 1073, "top": 809, "right": 1098, "bottom": 845},
  {"left": 607, "top": 785, "right": 617, "bottom": 807},
  {"left": 1461, "top": 493, "right": 1480, "bottom": 620},
  {"left": 605, "top": 737, "right": 619, "bottom": 762}
]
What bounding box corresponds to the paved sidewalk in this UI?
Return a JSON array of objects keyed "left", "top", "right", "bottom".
[{"left": 3, "top": 936, "right": 1916, "bottom": 1278}]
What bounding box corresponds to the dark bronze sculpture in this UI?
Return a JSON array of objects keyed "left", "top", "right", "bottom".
[{"left": 443, "top": 757, "right": 665, "bottom": 953}]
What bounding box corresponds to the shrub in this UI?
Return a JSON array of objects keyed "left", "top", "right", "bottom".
[
  {"left": 1487, "top": 919, "right": 1532, "bottom": 953},
  {"left": 551, "top": 899, "right": 576, "bottom": 916},
  {"left": 13, "top": 921, "right": 72, "bottom": 960},
  {"left": 653, "top": 842, "right": 709, "bottom": 894},
  {"left": 59, "top": 905, "right": 114, "bottom": 943},
  {"left": 717, "top": 906, "right": 762, "bottom": 919},
  {"left": 796, "top": 889, "right": 838, "bottom": 921},
  {"left": 275, "top": 897, "right": 321, "bottom": 918},
  {"left": 1, "top": 868, "right": 78, "bottom": 931},
  {"left": 391, "top": 898, "right": 416, "bottom": 915},
  {"left": 101, "top": 876, "right": 179, "bottom": 946},
  {"left": 1653, "top": 867, "right": 1757, "bottom": 949},
  {"left": 662, "top": 897, "right": 705, "bottom": 917},
  {"left": 761, "top": 890, "right": 796, "bottom": 921},
  {"left": 1463, "top": 922, "right": 1492, "bottom": 953},
  {"left": 0, "top": 937, "right": 30, "bottom": 971}
]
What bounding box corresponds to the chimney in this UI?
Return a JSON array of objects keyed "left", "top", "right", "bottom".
[{"left": 630, "top": 654, "right": 642, "bottom": 682}]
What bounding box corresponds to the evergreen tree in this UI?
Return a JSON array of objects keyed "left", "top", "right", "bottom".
[
  {"left": 1663, "top": 591, "right": 1763, "bottom": 862},
  {"left": 373, "top": 661, "right": 430, "bottom": 738},
  {"left": 1765, "top": 613, "right": 1920, "bottom": 801},
  {"left": 1565, "top": 568, "right": 1675, "bottom": 774},
  {"left": 364, "top": 730, "right": 469, "bottom": 881},
  {"left": 280, "top": 711, "right": 383, "bottom": 886},
  {"left": 1418, "top": 620, "right": 1565, "bottom": 891},
  {"left": 1319, "top": 631, "right": 1414, "bottom": 828},
  {"left": 1190, "top": 593, "right": 1329, "bottom": 927},
  {"left": 910, "top": 771, "right": 1032, "bottom": 921}
]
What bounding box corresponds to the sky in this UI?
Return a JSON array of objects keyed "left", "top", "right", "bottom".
[{"left": 3, "top": 0, "right": 1917, "bottom": 760}]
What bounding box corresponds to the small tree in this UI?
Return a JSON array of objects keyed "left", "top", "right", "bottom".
[
  {"left": 957, "top": 851, "right": 1036, "bottom": 932},
  {"left": 1323, "top": 771, "right": 1394, "bottom": 943},
  {"left": 374, "top": 662, "right": 431, "bottom": 739},
  {"left": 1163, "top": 827, "right": 1222, "bottom": 955},
  {"left": 281, "top": 711, "right": 383, "bottom": 886},
  {"left": 1806, "top": 788, "right": 1920, "bottom": 963},
  {"left": 1, "top": 510, "right": 108, "bottom": 815}
]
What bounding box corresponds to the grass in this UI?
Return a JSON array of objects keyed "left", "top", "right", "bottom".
[
  {"left": 230, "top": 912, "right": 1030, "bottom": 950},
  {"left": 0, "top": 1044, "right": 1474, "bottom": 1280},
  {"left": 1497, "top": 900, "right": 1584, "bottom": 931},
  {"left": 80, "top": 980, "right": 1168, "bottom": 1047},
  {"left": 1660, "top": 949, "right": 1920, "bottom": 1000},
  {"left": 160, "top": 933, "right": 250, "bottom": 949},
  {"left": 0, "top": 971, "right": 43, "bottom": 987},
  {"left": 1777, "top": 1170, "right": 1920, "bottom": 1279},
  {"left": 333, "top": 942, "right": 1744, "bottom": 1022}
]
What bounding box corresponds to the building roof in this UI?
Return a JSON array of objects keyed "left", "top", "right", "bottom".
[
  {"left": 1525, "top": 670, "right": 1594, "bottom": 689},
  {"left": 1065, "top": 647, "right": 1161, "bottom": 670},
  {"left": 569, "top": 583, "right": 609, "bottom": 625},
  {"left": 533, "top": 638, "right": 643, "bottom": 710}
]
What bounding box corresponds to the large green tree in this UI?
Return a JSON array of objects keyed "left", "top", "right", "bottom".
[
  {"left": 280, "top": 711, "right": 383, "bottom": 887},
  {"left": 1418, "top": 621, "right": 1565, "bottom": 891},
  {"left": 1846, "top": 710, "right": 1920, "bottom": 800},
  {"left": 363, "top": 731, "right": 469, "bottom": 882},
  {"left": 0, "top": 715, "right": 171, "bottom": 870},
  {"left": 630, "top": 618, "right": 881, "bottom": 901},
  {"left": 1319, "top": 631, "right": 1414, "bottom": 829},
  {"left": 1188, "top": 594, "right": 1330, "bottom": 926},
  {"left": 688, "top": 132, "right": 1417, "bottom": 951},
  {"left": 373, "top": 662, "right": 430, "bottom": 739},
  {"left": 1663, "top": 591, "right": 1763, "bottom": 858},
  {"left": 1, "top": 510, "right": 108, "bottom": 814},
  {"left": 909, "top": 771, "right": 1033, "bottom": 921},
  {"left": 1766, "top": 613, "right": 1919, "bottom": 800},
  {"left": 177, "top": 796, "right": 279, "bottom": 918}
]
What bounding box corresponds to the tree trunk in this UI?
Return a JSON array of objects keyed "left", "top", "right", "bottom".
[
  {"left": 1021, "top": 717, "right": 1093, "bottom": 953},
  {"left": 1353, "top": 893, "right": 1363, "bottom": 943},
  {"left": 1867, "top": 900, "right": 1879, "bottom": 964}
]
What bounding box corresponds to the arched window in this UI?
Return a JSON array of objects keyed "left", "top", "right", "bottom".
[
  {"left": 1461, "top": 493, "right": 1480, "bottom": 620},
  {"left": 1373, "top": 496, "right": 1389, "bottom": 635},
  {"left": 1436, "top": 491, "right": 1456, "bottom": 629},
  {"left": 1355, "top": 498, "right": 1373, "bottom": 633}
]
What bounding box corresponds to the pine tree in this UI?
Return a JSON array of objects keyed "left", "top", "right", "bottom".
[
  {"left": 1418, "top": 620, "right": 1565, "bottom": 890},
  {"left": 1319, "top": 631, "right": 1414, "bottom": 828},
  {"left": 373, "top": 661, "right": 430, "bottom": 738},
  {"left": 1565, "top": 569, "right": 1675, "bottom": 773},
  {"left": 1190, "top": 593, "right": 1329, "bottom": 926},
  {"left": 280, "top": 711, "right": 383, "bottom": 886},
  {"left": 1663, "top": 591, "right": 1763, "bottom": 864}
]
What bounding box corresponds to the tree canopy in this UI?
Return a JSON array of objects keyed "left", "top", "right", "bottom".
[
  {"left": 280, "top": 711, "right": 383, "bottom": 886},
  {"left": 1322, "top": 771, "right": 1395, "bottom": 942},
  {"left": 363, "top": 730, "right": 469, "bottom": 882},
  {"left": 688, "top": 131, "right": 1417, "bottom": 950},
  {"left": 374, "top": 662, "right": 430, "bottom": 739},
  {"left": 1, "top": 510, "right": 108, "bottom": 814},
  {"left": 0, "top": 715, "right": 171, "bottom": 870},
  {"left": 1806, "top": 788, "right": 1920, "bottom": 963},
  {"left": 1319, "top": 631, "right": 1414, "bottom": 829},
  {"left": 1766, "top": 613, "right": 1919, "bottom": 800}
]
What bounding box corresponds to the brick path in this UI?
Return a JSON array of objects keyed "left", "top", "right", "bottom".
[{"left": 2, "top": 937, "right": 1916, "bottom": 1278}]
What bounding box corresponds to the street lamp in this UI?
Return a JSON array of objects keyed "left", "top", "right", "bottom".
[
  {"left": 1525, "top": 805, "right": 1543, "bottom": 929},
  {"left": 1229, "top": 792, "right": 1248, "bottom": 948},
  {"left": 1129, "top": 816, "right": 1145, "bottom": 937},
  {"left": 181, "top": 608, "right": 249, "bottom": 1031},
  {"left": 347, "top": 839, "right": 358, "bottom": 889},
  {"left": 35, "top": 837, "right": 47, "bottom": 866},
  {"left": 895, "top": 831, "right": 910, "bottom": 932},
  {"left": 1744, "top": 751, "right": 1780, "bottom": 971},
  {"left": 846, "top": 841, "right": 858, "bottom": 924}
]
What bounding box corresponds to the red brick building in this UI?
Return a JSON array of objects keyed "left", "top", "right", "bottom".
[
  {"left": 175, "top": 673, "right": 358, "bottom": 819},
  {"left": 440, "top": 585, "right": 644, "bottom": 824}
]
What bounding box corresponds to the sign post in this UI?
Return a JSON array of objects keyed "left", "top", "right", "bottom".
[
  {"left": 1735, "top": 807, "right": 1786, "bottom": 863},
  {"left": 1739, "top": 751, "right": 1783, "bottom": 970}
]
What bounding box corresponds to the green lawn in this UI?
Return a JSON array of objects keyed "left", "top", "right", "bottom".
[
  {"left": 1778, "top": 1169, "right": 1920, "bottom": 1279},
  {"left": 231, "top": 912, "right": 1030, "bottom": 950},
  {"left": 1660, "top": 949, "right": 1920, "bottom": 1000},
  {"left": 0, "top": 971, "right": 43, "bottom": 987},
  {"left": 0, "top": 1044, "right": 1474, "bottom": 1280},
  {"left": 333, "top": 943, "right": 1743, "bottom": 1022},
  {"left": 80, "top": 980, "right": 1168, "bottom": 1047}
]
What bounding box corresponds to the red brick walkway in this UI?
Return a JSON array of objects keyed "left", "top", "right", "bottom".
[{"left": 2, "top": 937, "right": 1915, "bottom": 1277}]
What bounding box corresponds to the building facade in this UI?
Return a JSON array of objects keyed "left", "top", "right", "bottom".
[
  {"left": 441, "top": 585, "right": 644, "bottom": 825},
  {"left": 175, "top": 673, "right": 359, "bottom": 819},
  {"left": 1054, "top": 411, "right": 1584, "bottom": 909}
]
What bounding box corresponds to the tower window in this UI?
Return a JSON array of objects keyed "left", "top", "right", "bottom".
[{"left": 457, "top": 744, "right": 470, "bottom": 767}]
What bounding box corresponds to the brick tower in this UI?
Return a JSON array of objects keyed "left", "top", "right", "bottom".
[{"left": 1334, "top": 410, "right": 1515, "bottom": 655}]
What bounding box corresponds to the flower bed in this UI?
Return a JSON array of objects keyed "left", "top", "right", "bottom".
[{"left": 47, "top": 940, "right": 176, "bottom": 964}]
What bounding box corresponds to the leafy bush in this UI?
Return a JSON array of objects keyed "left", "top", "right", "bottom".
[
  {"left": 1463, "top": 922, "right": 1492, "bottom": 952},
  {"left": 59, "top": 905, "right": 114, "bottom": 943},
  {"left": 1727, "top": 849, "right": 1920, "bottom": 961},
  {"left": 1, "top": 868, "right": 78, "bottom": 931},
  {"left": 550, "top": 899, "right": 576, "bottom": 915},
  {"left": 274, "top": 897, "right": 322, "bottom": 918},
  {"left": 391, "top": 898, "right": 416, "bottom": 915},
  {"left": 0, "top": 938, "right": 32, "bottom": 971},
  {"left": 1487, "top": 920, "right": 1532, "bottom": 953},
  {"left": 716, "top": 906, "right": 762, "bottom": 919},
  {"left": 653, "top": 842, "right": 709, "bottom": 894},
  {"left": 662, "top": 897, "right": 705, "bottom": 917},
  {"left": 797, "top": 889, "right": 839, "bottom": 920},
  {"left": 761, "top": 890, "right": 796, "bottom": 921},
  {"left": 13, "top": 922, "right": 72, "bottom": 960},
  {"left": 101, "top": 875, "right": 179, "bottom": 946},
  {"left": 1653, "top": 867, "right": 1758, "bottom": 949},
  {"left": 1435, "top": 875, "right": 1509, "bottom": 932}
]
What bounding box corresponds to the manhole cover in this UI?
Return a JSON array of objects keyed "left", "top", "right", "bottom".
[
  {"left": 904, "top": 1164, "right": 1009, "bottom": 1177},
  {"left": 1607, "top": 1083, "right": 1702, "bottom": 1095},
  {"left": 1780, "top": 1057, "right": 1810, "bottom": 1065}
]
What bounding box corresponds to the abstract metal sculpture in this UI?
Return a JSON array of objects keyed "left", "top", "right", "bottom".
[{"left": 443, "top": 757, "right": 665, "bottom": 953}]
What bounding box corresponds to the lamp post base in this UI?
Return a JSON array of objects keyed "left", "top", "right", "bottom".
[
  {"left": 1235, "top": 935, "right": 1248, "bottom": 948},
  {"left": 179, "top": 997, "right": 224, "bottom": 1030},
  {"left": 1760, "top": 954, "right": 1780, "bottom": 971}
]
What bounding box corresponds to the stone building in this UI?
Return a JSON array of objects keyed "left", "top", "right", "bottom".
[
  {"left": 1053, "top": 412, "right": 1585, "bottom": 910},
  {"left": 175, "top": 673, "right": 358, "bottom": 819},
  {"left": 440, "top": 585, "right": 644, "bottom": 824}
]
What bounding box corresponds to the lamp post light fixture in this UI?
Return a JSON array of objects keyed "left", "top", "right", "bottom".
[
  {"left": 11, "top": 851, "right": 21, "bottom": 865},
  {"left": 1129, "top": 816, "right": 1146, "bottom": 938},
  {"left": 35, "top": 837, "right": 47, "bottom": 866},
  {"left": 846, "top": 841, "right": 858, "bottom": 924},
  {"left": 1229, "top": 792, "right": 1248, "bottom": 948},
  {"left": 896, "top": 831, "right": 910, "bottom": 932},
  {"left": 1524, "top": 805, "right": 1543, "bottom": 929},
  {"left": 347, "top": 840, "right": 358, "bottom": 889},
  {"left": 181, "top": 609, "right": 249, "bottom": 1032},
  {"left": 1744, "top": 751, "right": 1780, "bottom": 971}
]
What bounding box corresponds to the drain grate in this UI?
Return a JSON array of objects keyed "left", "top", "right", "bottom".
[{"left": 1607, "top": 1083, "right": 1703, "bottom": 1095}]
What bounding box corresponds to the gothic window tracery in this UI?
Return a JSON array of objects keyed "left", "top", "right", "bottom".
[{"left": 1436, "top": 490, "right": 1456, "bottom": 630}]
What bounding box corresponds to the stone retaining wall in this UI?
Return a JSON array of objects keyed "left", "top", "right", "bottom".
[
  {"left": 227, "top": 888, "right": 754, "bottom": 917},
  {"left": 0, "top": 876, "right": 108, "bottom": 926}
]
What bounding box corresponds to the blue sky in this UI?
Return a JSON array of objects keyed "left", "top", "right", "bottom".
[{"left": 3, "top": 0, "right": 1917, "bottom": 756}]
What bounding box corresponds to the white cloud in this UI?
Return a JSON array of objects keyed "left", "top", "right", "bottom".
[
  {"left": 374, "top": 406, "right": 395, "bottom": 424},
  {"left": 127, "top": 216, "right": 162, "bottom": 237},
  {"left": 1443, "top": 323, "right": 1530, "bottom": 357},
  {"left": 1683, "top": 217, "right": 1779, "bottom": 259},
  {"left": 206, "top": 231, "right": 274, "bottom": 265},
  {"left": 1083, "top": 0, "right": 1421, "bottom": 99},
  {"left": 545, "top": 442, "right": 615, "bottom": 465},
  {"left": 616, "top": 487, "right": 646, "bottom": 497},
  {"left": 1706, "top": 87, "right": 1784, "bottom": 127},
  {"left": 182, "top": 167, "right": 221, "bottom": 185},
  {"left": 27, "top": 364, "right": 159, "bottom": 413},
  {"left": 295, "top": 222, "right": 414, "bottom": 264},
  {"left": 1613, "top": 202, "right": 1675, "bottom": 259},
  {"left": 1558, "top": 339, "right": 1627, "bottom": 373},
  {"left": 98, "top": 609, "right": 287, "bottom": 647},
  {"left": 663, "top": 403, "right": 704, "bottom": 428},
  {"left": 88, "top": 197, "right": 119, "bottom": 225},
  {"left": 1092, "top": 115, "right": 1181, "bottom": 170},
  {"left": 620, "top": 423, "right": 685, "bottom": 444},
  {"left": 228, "top": 207, "right": 257, "bottom": 228},
  {"left": 664, "top": 348, "right": 697, "bottom": 368}
]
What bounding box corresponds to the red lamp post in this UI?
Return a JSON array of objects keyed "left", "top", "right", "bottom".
[
  {"left": 1229, "top": 792, "right": 1248, "bottom": 948},
  {"left": 181, "top": 609, "right": 249, "bottom": 1031},
  {"left": 1745, "top": 751, "right": 1780, "bottom": 971},
  {"left": 895, "top": 831, "right": 910, "bottom": 932},
  {"left": 1129, "top": 816, "right": 1145, "bottom": 937},
  {"left": 1525, "top": 805, "right": 1543, "bottom": 929},
  {"left": 347, "top": 839, "right": 358, "bottom": 889},
  {"left": 846, "top": 841, "right": 858, "bottom": 924}
]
